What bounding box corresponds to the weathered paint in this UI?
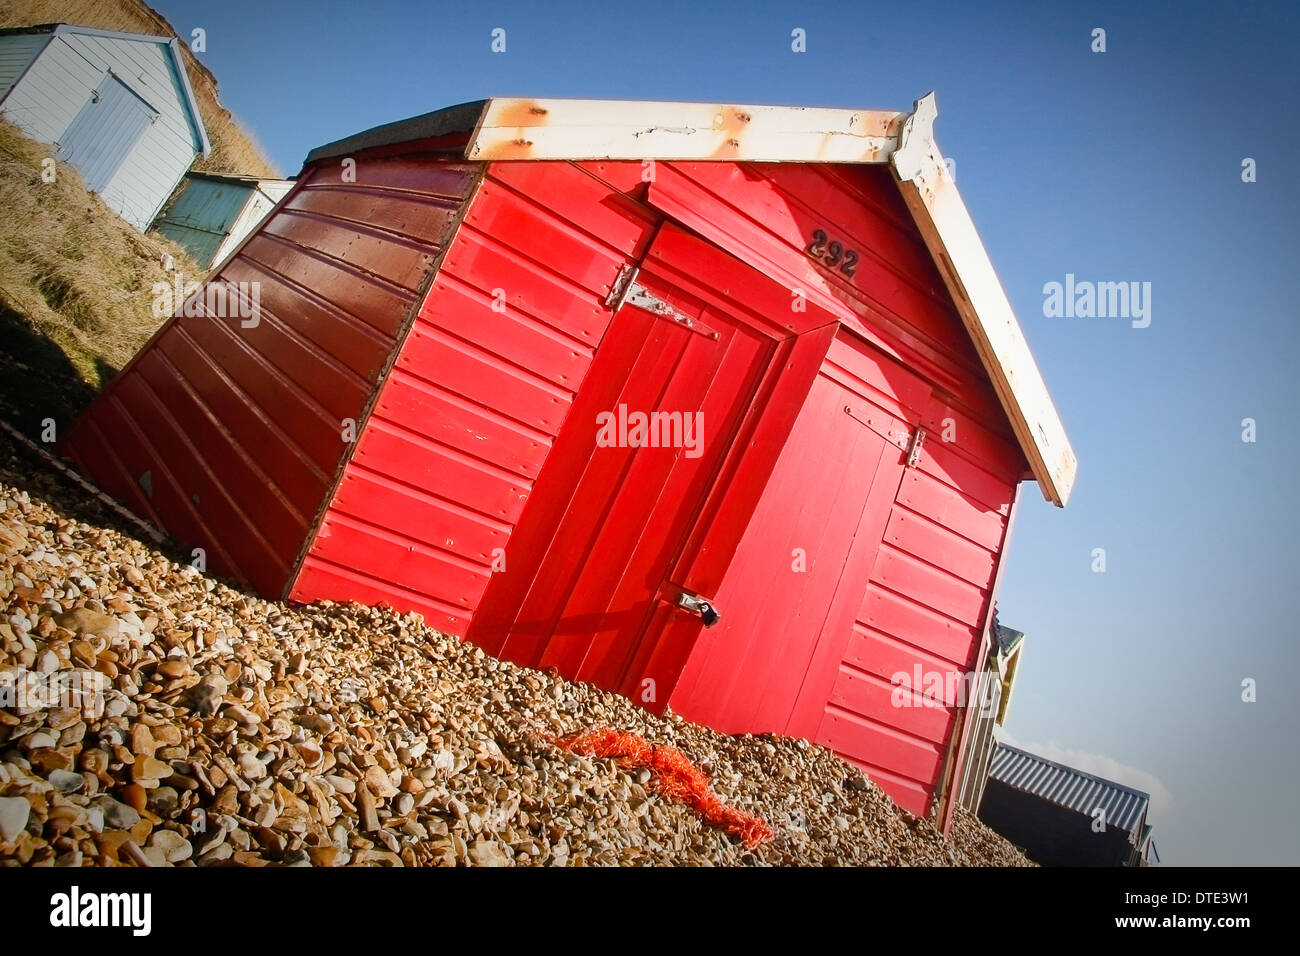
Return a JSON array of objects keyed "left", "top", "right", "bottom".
[
  {"left": 0, "top": 25, "right": 209, "bottom": 229},
  {"left": 468, "top": 97, "right": 905, "bottom": 163}
]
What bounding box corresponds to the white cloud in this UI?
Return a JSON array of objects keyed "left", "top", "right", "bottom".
[{"left": 997, "top": 729, "right": 1176, "bottom": 823}]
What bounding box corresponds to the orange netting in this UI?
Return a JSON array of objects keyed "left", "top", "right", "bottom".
[{"left": 547, "top": 728, "right": 772, "bottom": 848}]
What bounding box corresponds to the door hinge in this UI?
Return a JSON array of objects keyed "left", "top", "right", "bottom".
[
  {"left": 604, "top": 264, "right": 639, "bottom": 310},
  {"left": 905, "top": 426, "right": 926, "bottom": 468},
  {"left": 606, "top": 266, "right": 718, "bottom": 340}
]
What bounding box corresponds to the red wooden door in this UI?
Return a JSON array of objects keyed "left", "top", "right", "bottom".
[{"left": 468, "top": 225, "right": 801, "bottom": 706}]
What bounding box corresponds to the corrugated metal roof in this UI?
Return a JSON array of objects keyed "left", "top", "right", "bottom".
[{"left": 989, "top": 743, "right": 1149, "bottom": 838}]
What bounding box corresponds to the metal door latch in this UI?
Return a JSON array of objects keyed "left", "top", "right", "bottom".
[{"left": 677, "top": 591, "right": 721, "bottom": 627}]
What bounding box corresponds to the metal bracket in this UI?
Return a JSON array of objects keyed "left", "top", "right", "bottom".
[
  {"left": 604, "top": 264, "right": 639, "bottom": 310},
  {"left": 844, "top": 405, "right": 911, "bottom": 451},
  {"left": 905, "top": 426, "right": 926, "bottom": 468},
  {"left": 606, "top": 265, "right": 718, "bottom": 340},
  {"left": 844, "top": 405, "right": 926, "bottom": 467},
  {"left": 624, "top": 282, "right": 718, "bottom": 339}
]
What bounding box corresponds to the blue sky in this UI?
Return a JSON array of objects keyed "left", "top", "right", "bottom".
[{"left": 154, "top": 0, "right": 1299, "bottom": 864}]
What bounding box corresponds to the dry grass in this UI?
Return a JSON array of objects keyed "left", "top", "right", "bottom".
[
  {"left": 0, "top": 0, "right": 278, "bottom": 177},
  {"left": 0, "top": 118, "right": 199, "bottom": 427}
]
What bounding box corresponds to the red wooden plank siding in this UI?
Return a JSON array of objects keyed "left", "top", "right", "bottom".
[
  {"left": 62, "top": 157, "right": 477, "bottom": 597},
  {"left": 649, "top": 161, "right": 1017, "bottom": 441},
  {"left": 638, "top": 157, "right": 1026, "bottom": 818},
  {"left": 291, "top": 162, "right": 658, "bottom": 635},
  {"left": 813, "top": 334, "right": 1015, "bottom": 815}
]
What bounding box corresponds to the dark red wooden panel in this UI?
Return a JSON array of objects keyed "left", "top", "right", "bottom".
[{"left": 63, "top": 155, "right": 478, "bottom": 599}]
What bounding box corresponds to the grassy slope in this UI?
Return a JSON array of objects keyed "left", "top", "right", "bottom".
[
  {"left": 0, "top": 0, "right": 279, "bottom": 437},
  {"left": 1, "top": 0, "right": 278, "bottom": 177},
  {"left": 0, "top": 119, "right": 199, "bottom": 435}
]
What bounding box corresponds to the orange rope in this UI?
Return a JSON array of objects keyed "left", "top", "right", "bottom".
[{"left": 548, "top": 728, "right": 772, "bottom": 848}]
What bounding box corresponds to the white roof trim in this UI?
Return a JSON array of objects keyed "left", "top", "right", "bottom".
[
  {"left": 463, "top": 95, "right": 1076, "bottom": 505},
  {"left": 467, "top": 97, "right": 906, "bottom": 163},
  {"left": 891, "top": 94, "right": 1075, "bottom": 506}
]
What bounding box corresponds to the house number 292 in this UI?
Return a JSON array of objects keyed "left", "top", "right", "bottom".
[{"left": 805, "top": 229, "right": 859, "bottom": 278}]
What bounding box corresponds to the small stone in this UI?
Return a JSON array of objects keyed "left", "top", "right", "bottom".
[
  {"left": 199, "top": 843, "right": 233, "bottom": 863},
  {"left": 364, "top": 765, "right": 398, "bottom": 799},
  {"left": 142, "top": 845, "right": 168, "bottom": 867},
  {"left": 131, "top": 756, "right": 171, "bottom": 784},
  {"left": 0, "top": 796, "right": 31, "bottom": 841},
  {"left": 46, "top": 707, "right": 80, "bottom": 731},
  {"left": 357, "top": 783, "right": 379, "bottom": 833},
  {"left": 92, "top": 796, "right": 140, "bottom": 830},
  {"left": 212, "top": 785, "right": 239, "bottom": 815},
  {"left": 468, "top": 839, "right": 512, "bottom": 867},
  {"left": 148, "top": 828, "right": 193, "bottom": 863},
  {"left": 152, "top": 724, "right": 182, "bottom": 747},
  {"left": 21, "top": 730, "right": 58, "bottom": 751},
  {"left": 297, "top": 713, "right": 333, "bottom": 735},
  {"left": 121, "top": 783, "right": 148, "bottom": 812},
  {"left": 54, "top": 608, "right": 119, "bottom": 638},
  {"left": 238, "top": 753, "right": 268, "bottom": 780},
  {"left": 48, "top": 769, "right": 85, "bottom": 793},
  {"left": 325, "top": 774, "right": 356, "bottom": 795},
  {"left": 191, "top": 673, "right": 228, "bottom": 716},
  {"left": 225, "top": 704, "right": 260, "bottom": 727},
  {"left": 130, "top": 723, "right": 157, "bottom": 756},
  {"left": 295, "top": 739, "right": 323, "bottom": 766},
  {"left": 156, "top": 660, "right": 189, "bottom": 680},
  {"left": 307, "top": 844, "right": 340, "bottom": 866},
  {"left": 147, "top": 786, "right": 179, "bottom": 816}
]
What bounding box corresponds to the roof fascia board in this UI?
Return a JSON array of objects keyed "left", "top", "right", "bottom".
[
  {"left": 165, "top": 37, "right": 210, "bottom": 157},
  {"left": 51, "top": 23, "right": 172, "bottom": 44},
  {"left": 466, "top": 97, "right": 905, "bottom": 162},
  {"left": 891, "top": 94, "right": 1076, "bottom": 506}
]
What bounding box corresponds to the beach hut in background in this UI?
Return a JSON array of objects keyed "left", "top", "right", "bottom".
[
  {"left": 0, "top": 23, "right": 209, "bottom": 229},
  {"left": 61, "top": 95, "right": 1077, "bottom": 830},
  {"left": 153, "top": 171, "right": 294, "bottom": 269},
  {"left": 954, "top": 610, "right": 1026, "bottom": 813},
  {"left": 980, "top": 744, "right": 1159, "bottom": 866}
]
